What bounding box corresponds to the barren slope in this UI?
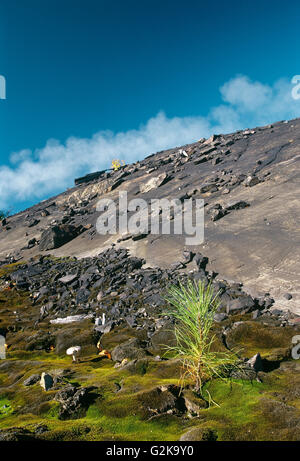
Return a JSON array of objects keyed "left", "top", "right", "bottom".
[{"left": 1, "top": 118, "right": 299, "bottom": 313}]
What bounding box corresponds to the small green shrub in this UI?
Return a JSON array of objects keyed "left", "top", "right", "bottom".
[{"left": 164, "top": 280, "right": 240, "bottom": 399}]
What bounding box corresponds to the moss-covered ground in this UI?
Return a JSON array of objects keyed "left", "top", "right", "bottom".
[{"left": 1, "top": 264, "right": 300, "bottom": 441}]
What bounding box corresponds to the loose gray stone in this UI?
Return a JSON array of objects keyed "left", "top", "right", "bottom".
[
  {"left": 23, "top": 374, "right": 41, "bottom": 386},
  {"left": 40, "top": 372, "right": 54, "bottom": 391}
]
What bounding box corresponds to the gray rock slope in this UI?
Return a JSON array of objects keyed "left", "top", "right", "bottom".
[{"left": 0, "top": 118, "right": 299, "bottom": 313}]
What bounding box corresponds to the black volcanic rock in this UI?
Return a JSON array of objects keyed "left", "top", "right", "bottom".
[
  {"left": 55, "top": 385, "right": 91, "bottom": 420},
  {"left": 74, "top": 170, "right": 107, "bottom": 185},
  {"left": 39, "top": 224, "right": 83, "bottom": 250},
  {"left": 111, "top": 338, "right": 148, "bottom": 362}
]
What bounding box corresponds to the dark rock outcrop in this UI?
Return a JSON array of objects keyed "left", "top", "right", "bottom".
[{"left": 39, "top": 224, "right": 83, "bottom": 250}]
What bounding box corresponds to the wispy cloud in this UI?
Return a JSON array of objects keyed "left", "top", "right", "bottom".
[{"left": 0, "top": 75, "right": 299, "bottom": 210}]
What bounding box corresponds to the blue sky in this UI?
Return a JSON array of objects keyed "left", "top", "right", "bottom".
[{"left": 0, "top": 0, "right": 300, "bottom": 212}]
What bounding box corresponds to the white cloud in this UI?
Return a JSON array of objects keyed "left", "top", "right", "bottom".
[
  {"left": 219, "top": 75, "right": 300, "bottom": 126},
  {"left": 0, "top": 75, "right": 299, "bottom": 210},
  {"left": 220, "top": 75, "right": 272, "bottom": 111}
]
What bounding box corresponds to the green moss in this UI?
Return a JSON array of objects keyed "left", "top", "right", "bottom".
[
  {"left": 225, "top": 321, "right": 295, "bottom": 359},
  {"left": 45, "top": 402, "right": 60, "bottom": 419},
  {"left": 0, "top": 261, "right": 23, "bottom": 278},
  {"left": 184, "top": 361, "right": 300, "bottom": 441},
  {"left": 0, "top": 398, "right": 13, "bottom": 418},
  {"left": 1, "top": 271, "right": 300, "bottom": 441},
  {"left": 1, "top": 350, "right": 300, "bottom": 441}
]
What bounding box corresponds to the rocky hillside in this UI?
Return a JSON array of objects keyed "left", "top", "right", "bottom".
[
  {"left": 0, "top": 118, "right": 300, "bottom": 441},
  {"left": 1, "top": 118, "right": 299, "bottom": 313}
]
